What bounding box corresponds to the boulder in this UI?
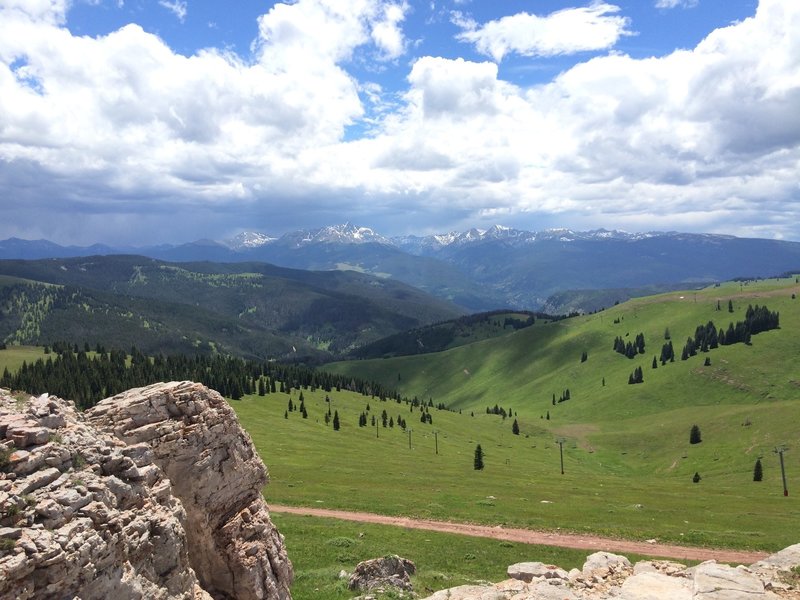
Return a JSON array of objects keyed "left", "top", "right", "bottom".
[
  {"left": 691, "top": 562, "right": 771, "bottom": 599},
  {"left": 507, "top": 561, "right": 569, "bottom": 583},
  {"left": 0, "top": 382, "right": 293, "bottom": 600},
  {"left": 87, "top": 381, "right": 293, "bottom": 600},
  {"left": 348, "top": 554, "right": 416, "bottom": 592},
  {"left": 620, "top": 572, "right": 692, "bottom": 599}
]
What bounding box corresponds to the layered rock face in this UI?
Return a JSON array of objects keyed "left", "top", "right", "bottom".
[
  {"left": 0, "top": 381, "right": 292, "bottom": 600},
  {"left": 422, "top": 547, "right": 800, "bottom": 599}
]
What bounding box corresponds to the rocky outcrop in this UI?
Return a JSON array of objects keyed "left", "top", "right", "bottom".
[
  {"left": 0, "top": 382, "right": 292, "bottom": 600},
  {"left": 422, "top": 547, "right": 800, "bottom": 599},
  {"left": 348, "top": 554, "right": 416, "bottom": 594}
]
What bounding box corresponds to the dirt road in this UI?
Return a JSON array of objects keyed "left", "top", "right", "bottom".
[{"left": 269, "top": 504, "right": 770, "bottom": 565}]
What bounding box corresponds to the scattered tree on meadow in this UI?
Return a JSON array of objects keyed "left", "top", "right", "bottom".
[
  {"left": 652, "top": 356, "right": 658, "bottom": 369},
  {"left": 690, "top": 424, "right": 702, "bottom": 444},
  {"left": 474, "top": 444, "right": 485, "bottom": 470},
  {"left": 693, "top": 472, "right": 701, "bottom": 483},
  {"left": 753, "top": 458, "right": 763, "bottom": 482},
  {"left": 728, "top": 299, "right": 734, "bottom": 313},
  {"left": 581, "top": 351, "right": 588, "bottom": 363},
  {"left": 512, "top": 419, "right": 520, "bottom": 435},
  {"left": 628, "top": 366, "right": 644, "bottom": 384},
  {"left": 332, "top": 410, "right": 340, "bottom": 431}
]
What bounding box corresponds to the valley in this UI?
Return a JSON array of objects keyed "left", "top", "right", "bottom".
[{"left": 2, "top": 275, "right": 798, "bottom": 599}]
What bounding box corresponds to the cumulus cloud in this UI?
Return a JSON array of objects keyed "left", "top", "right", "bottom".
[
  {"left": 371, "top": 2, "right": 409, "bottom": 59},
  {"left": 0, "top": 0, "right": 799, "bottom": 243},
  {"left": 454, "top": 3, "right": 633, "bottom": 62},
  {"left": 0, "top": 0, "right": 68, "bottom": 24}
]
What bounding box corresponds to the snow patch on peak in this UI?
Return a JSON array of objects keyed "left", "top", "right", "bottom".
[{"left": 223, "top": 231, "right": 275, "bottom": 250}]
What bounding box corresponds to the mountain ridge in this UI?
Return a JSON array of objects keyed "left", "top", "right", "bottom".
[{"left": 3, "top": 226, "right": 799, "bottom": 312}]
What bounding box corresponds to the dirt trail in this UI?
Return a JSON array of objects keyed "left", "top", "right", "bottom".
[{"left": 269, "top": 504, "right": 769, "bottom": 565}]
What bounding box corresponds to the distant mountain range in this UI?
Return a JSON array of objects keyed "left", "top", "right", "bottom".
[
  {"left": 3, "top": 224, "right": 800, "bottom": 311},
  {"left": 0, "top": 255, "right": 463, "bottom": 360}
]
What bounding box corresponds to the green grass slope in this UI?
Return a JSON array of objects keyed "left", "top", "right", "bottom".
[
  {"left": 349, "top": 311, "right": 542, "bottom": 359},
  {"left": 301, "top": 277, "right": 800, "bottom": 550}
]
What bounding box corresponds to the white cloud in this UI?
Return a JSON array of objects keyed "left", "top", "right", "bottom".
[
  {"left": 371, "top": 2, "right": 409, "bottom": 59},
  {"left": 455, "top": 3, "right": 633, "bottom": 62},
  {"left": 159, "top": 0, "right": 187, "bottom": 23},
  {"left": 655, "top": 0, "right": 699, "bottom": 8},
  {"left": 0, "top": 0, "right": 68, "bottom": 24},
  {"left": 0, "top": 0, "right": 799, "bottom": 243}
]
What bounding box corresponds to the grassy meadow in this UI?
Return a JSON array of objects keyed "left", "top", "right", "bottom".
[
  {"left": 245, "top": 277, "right": 800, "bottom": 550},
  {"left": 2, "top": 277, "right": 799, "bottom": 598},
  {"left": 273, "top": 513, "right": 620, "bottom": 600}
]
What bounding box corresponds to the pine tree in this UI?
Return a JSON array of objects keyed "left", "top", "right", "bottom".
[
  {"left": 652, "top": 356, "right": 658, "bottom": 369},
  {"left": 728, "top": 299, "right": 734, "bottom": 313},
  {"left": 473, "top": 444, "right": 484, "bottom": 470},
  {"left": 332, "top": 410, "right": 340, "bottom": 431},
  {"left": 753, "top": 458, "right": 763, "bottom": 482},
  {"left": 512, "top": 419, "right": 520, "bottom": 435},
  {"left": 690, "top": 424, "right": 702, "bottom": 444},
  {"left": 693, "top": 472, "right": 701, "bottom": 483}
]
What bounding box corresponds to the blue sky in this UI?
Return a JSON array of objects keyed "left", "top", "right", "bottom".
[{"left": 0, "top": 0, "right": 797, "bottom": 244}]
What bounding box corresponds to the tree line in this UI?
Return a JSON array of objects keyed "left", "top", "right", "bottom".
[{"left": 0, "top": 343, "right": 407, "bottom": 411}]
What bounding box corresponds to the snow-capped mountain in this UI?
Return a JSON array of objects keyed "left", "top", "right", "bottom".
[
  {"left": 4, "top": 224, "right": 800, "bottom": 312},
  {"left": 272, "top": 223, "right": 391, "bottom": 248},
  {"left": 222, "top": 231, "right": 276, "bottom": 250},
  {"left": 392, "top": 226, "right": 657, "bottom": 254}
]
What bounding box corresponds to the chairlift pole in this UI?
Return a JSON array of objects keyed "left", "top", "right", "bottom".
[
  {"left": 775, "top": 446, "right": 789, "bottom": 496},
  {"left": 556, "top": 438, "right": 565, "bottom": 475}
]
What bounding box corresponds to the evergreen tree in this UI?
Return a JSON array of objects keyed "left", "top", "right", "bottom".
[
  {"left": 473, "top": 444, "right": 484, "bottom": 470},
  {"left": 693, "top": 472, "right": 701, "bottom": 483},
  {"left": 332, "top": 410, "right": 340, "bottom": 431},
  {"left": 753, "top": 458, "right": 763, "bottom": 482},
  {"left": 284, "top": 410, "right": 288, "bottom": 419},
  {"left": 652, "top": 356, "right": 658, "bottom": 369},
  {"left": 728, "top": 299, "right": 734, "bottom": 313},
  {"left": 689, "top": 424, "right": 702, "bottom": 444},
  {"left": 512, "top": 419, "right": 520, "bottom": 435}
]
